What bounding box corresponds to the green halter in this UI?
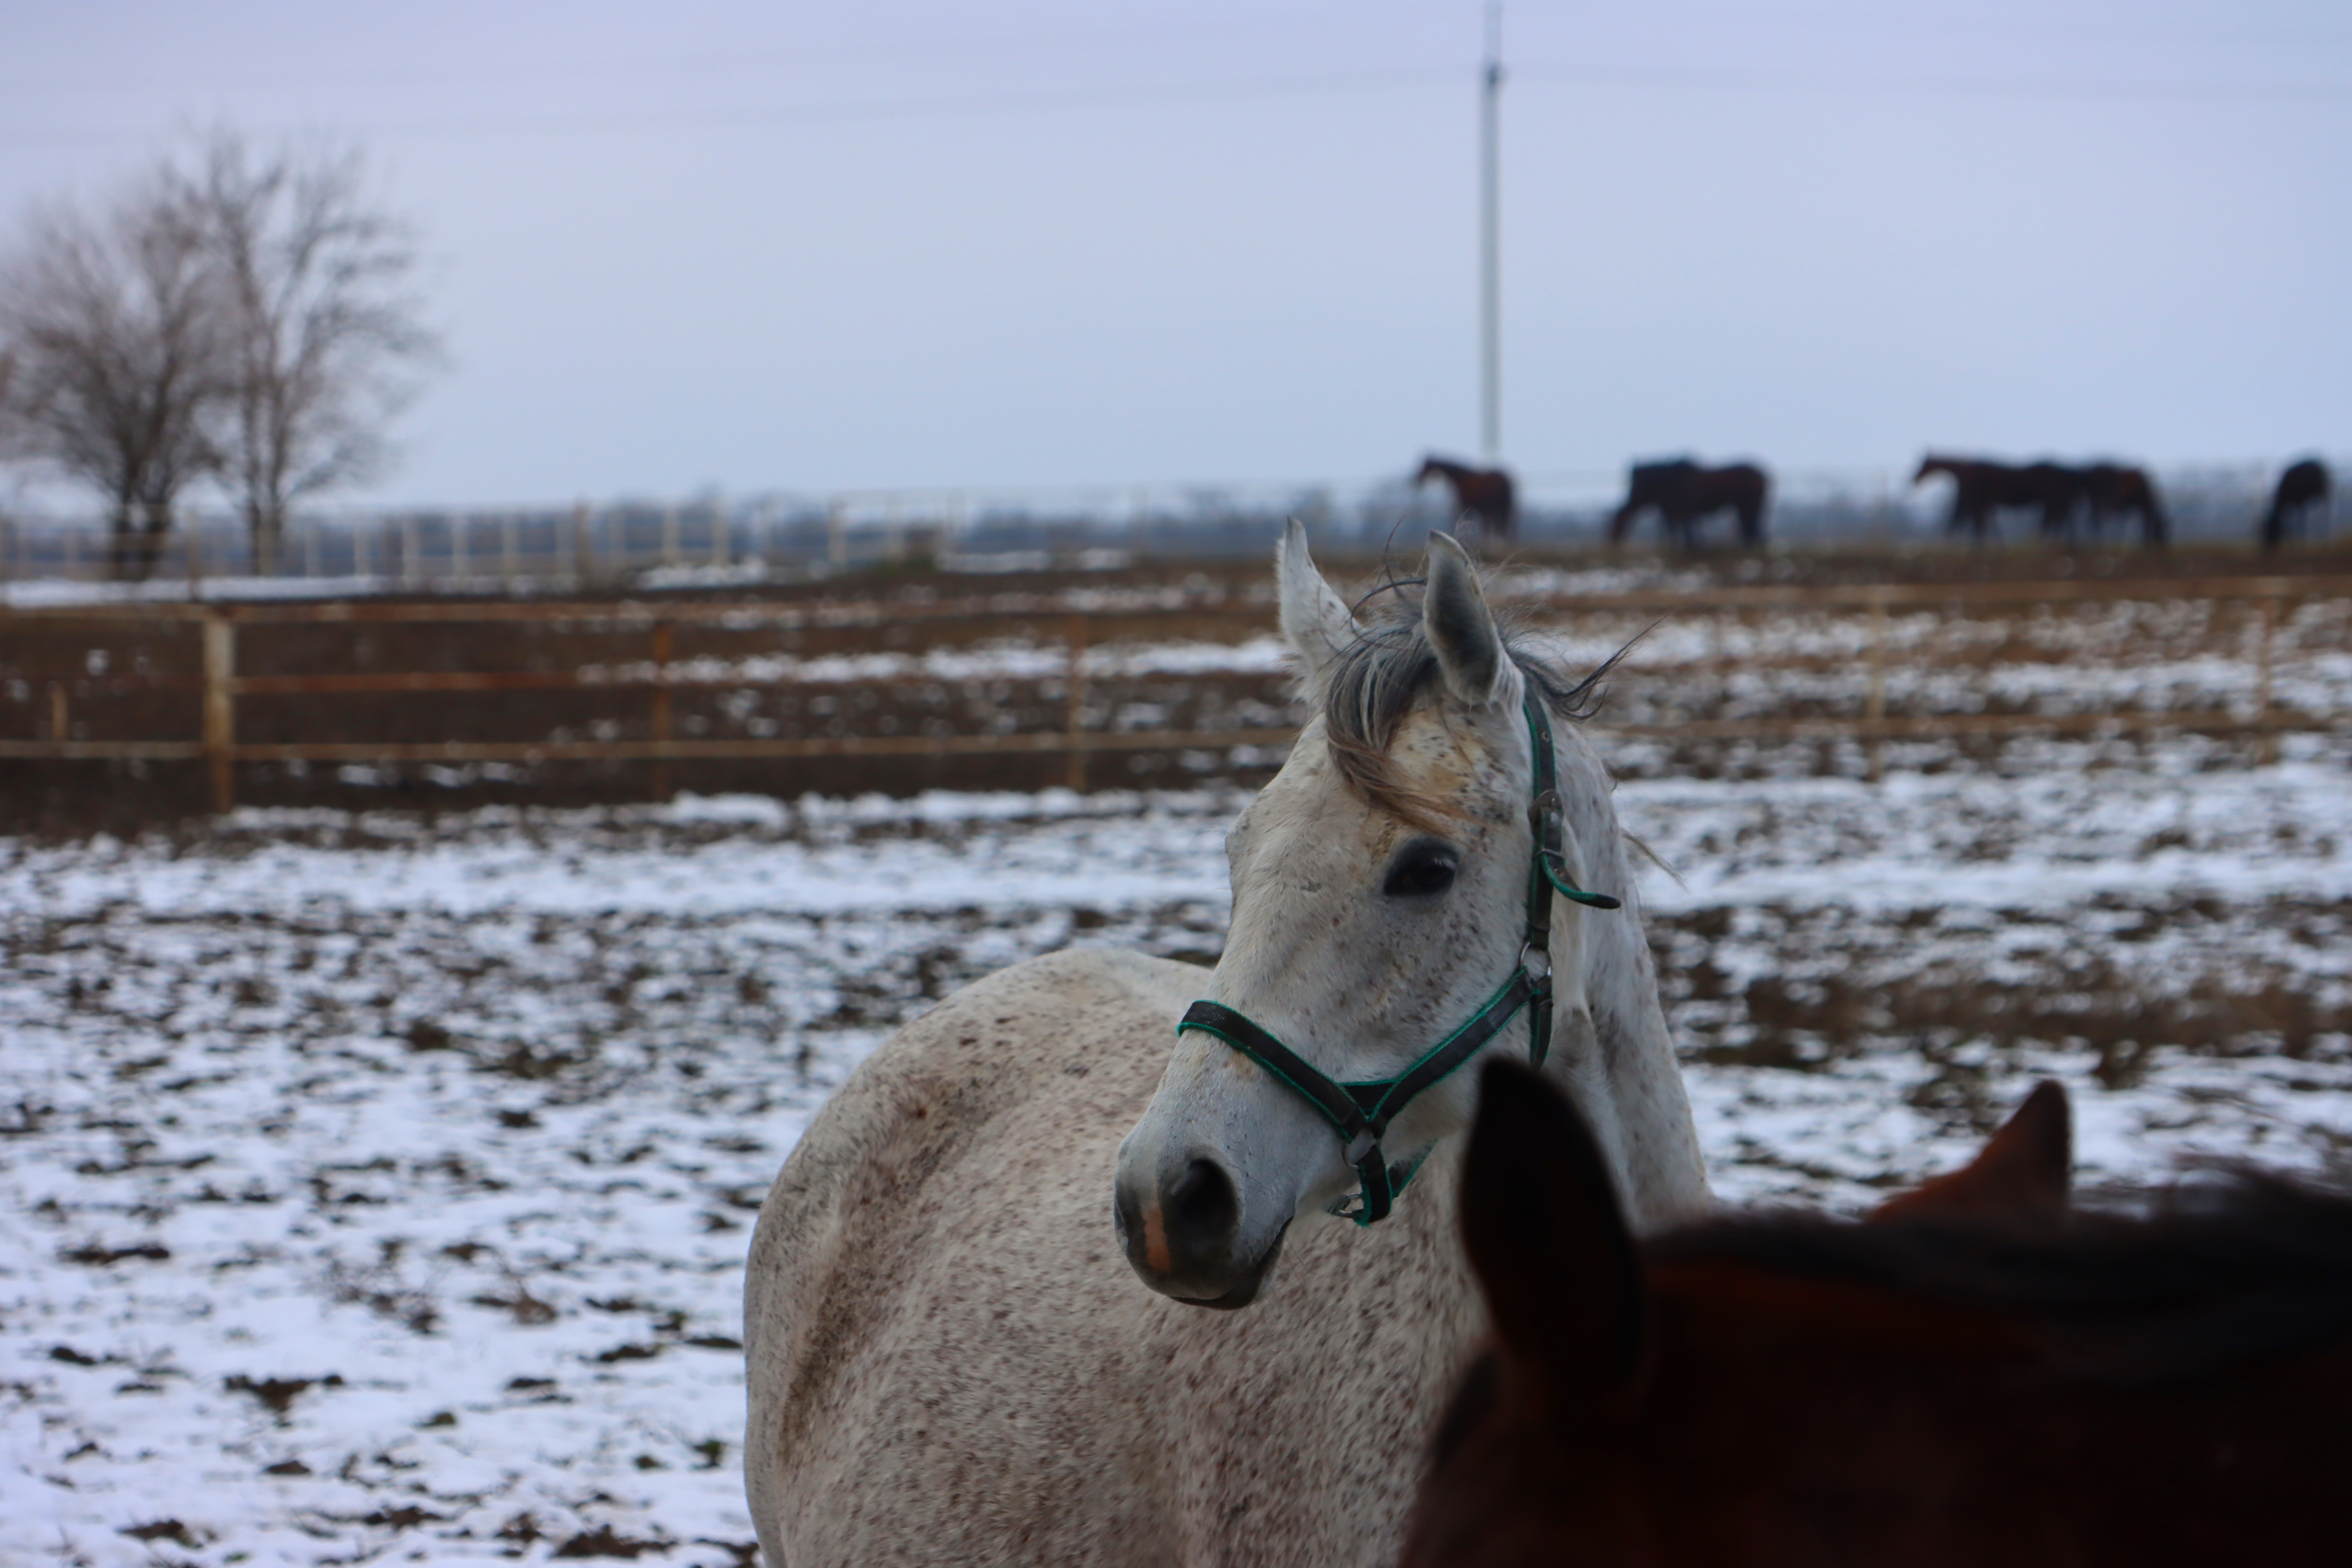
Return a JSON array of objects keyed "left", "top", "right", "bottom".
[{"left": 1176, "top": 687, "right": 1619, "bottom": 1226}]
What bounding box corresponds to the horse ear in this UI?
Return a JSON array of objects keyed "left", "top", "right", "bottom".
[
  {"left": 1423, "top": 530, "right": 1505, "bottom": 708},
  {"left": 1277, "top": 517, "right": 1359, "bottom": 692},
  {"left": 1872, "top": 1080, "right": 2071, "bottom": 1226},
  {"left": 1462, "top": 1059, "right": 1645, "bottom": 1416}
]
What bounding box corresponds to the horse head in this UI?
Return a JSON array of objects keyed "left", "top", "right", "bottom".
[
  {"left": 1406, "top": 1068, "right": 2352, "bottom": 1568},
  {"left": 1401, "top": 1072, "right": 2073, "bottom": 1567},
  {"left": 1111, "top": 523, "right": 1689, "bottom": 1306}
]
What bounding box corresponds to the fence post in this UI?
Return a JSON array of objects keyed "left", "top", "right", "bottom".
[
  {"left": 1864, "top": 587, "right": 1888, "bottom": 783},
  {"left": 650, "top": 618, "right": 674, "bottom": 802},
  {"left": 203, "top": 611, "right": 237, "bottom": 814},
  {"left": 1064, "top": 614, "right": 1090, "bottom": 793},
  {"left": 571, "top": 501, "right": 593, "bottom": 585},
  {"left": 2256, "top": 596, "right": 2279, "bottom": 765},
  {"left": 660, "top": 505, "right": 680, "bottom": 567},
  {"left": 47, "top": 682, "right": 68, "bottom": 741}
]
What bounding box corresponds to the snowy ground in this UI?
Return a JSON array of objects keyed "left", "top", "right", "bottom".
[{"left": 7, "top": 735, "right": 2352, "bottom": 1565}]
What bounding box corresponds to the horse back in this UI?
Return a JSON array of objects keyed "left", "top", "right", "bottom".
[{"left": 745, "top": 947, "right": 1201, "bottom": 1565}]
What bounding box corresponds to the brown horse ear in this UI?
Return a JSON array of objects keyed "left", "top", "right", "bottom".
[
  {"left": 1423, "top": 530, "right": 1505, "bottom": 707},
  {"left": 1462, "top": 1058, "right": 1644, "bottom": 1417},
  {"left": 1872, "top": 1080, "right": 2071, "bottom": 1226}
]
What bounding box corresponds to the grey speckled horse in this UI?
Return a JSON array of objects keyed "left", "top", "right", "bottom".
[{"left": 745, "top": 525, "right": 1710, "bottom": 1567}]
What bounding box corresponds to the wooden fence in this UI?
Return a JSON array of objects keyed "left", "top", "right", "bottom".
[{"left": 3, "top": 573, "right": 2345, "bottom": 813}]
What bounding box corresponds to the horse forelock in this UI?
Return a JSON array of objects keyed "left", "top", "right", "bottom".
[{"left": 1318, "top": 592, "right": 1612, "bottom": 831}]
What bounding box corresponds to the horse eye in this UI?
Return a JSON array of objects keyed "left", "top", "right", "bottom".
[{"left": 1383, "top": 844, "right": 1459, "bottom": 898}]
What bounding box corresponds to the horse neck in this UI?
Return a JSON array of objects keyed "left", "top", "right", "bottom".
[{"left": 1543, "top": 724, "right": 1710, "bottom": 1229}]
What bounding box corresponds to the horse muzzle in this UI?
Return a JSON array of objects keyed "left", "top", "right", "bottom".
[{"left": 1113, "top": 1154, "right": 1289, "bottom": 1308}]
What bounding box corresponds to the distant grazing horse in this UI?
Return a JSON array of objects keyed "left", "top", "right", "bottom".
[
  {"left": 1914, "top": 454, "right": 2086, "bottom": 541},
  {"left": 2262, "top": 458, "right": 2332, "bottom": 550},
  {"left": 1417, "top": 455, "right": 1517, "bottom": 539},
  {"left": 1607, "top": 458, "right": 1769, "bottom": 548},
  {"left": 747, "top": 523, "right": 1709, "bottom": 1566},
  {"left": 1404, "top": 1061, "right": 2352, "bottom": 1568},
  {"left": 2085, "top": 461, "right": 2167, "bottom": 546}
]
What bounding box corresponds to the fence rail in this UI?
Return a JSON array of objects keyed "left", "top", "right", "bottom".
[{"left": 5, "top": 572, "right": 2347, "bottom": 813}]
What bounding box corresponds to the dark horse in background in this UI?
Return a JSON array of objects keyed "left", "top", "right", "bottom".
[
  {"left": 1914, "top": 454, "right": 2082, "bottom": 541},
  {"left": 2262, "top": 458, "right": 2332, "bottom": 550},
  {"left": 1415, "top": 456, "right": 1516, "bottom": 540},
  {"left": 2083, "top": 461, "right": 2167, "bottom": 545},
  {"left": 1607, "top": 458, "right": 1768, "bottom": 548},
  {"left": 1403, "top": 1060, "right": 2352, "bottom": 1568},
  {"left": 1915, "top": 455, "right": 2166, "bottom": 546}
]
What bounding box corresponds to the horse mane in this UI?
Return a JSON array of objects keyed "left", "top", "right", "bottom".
[
  {"left": 1652, "top": 1172, "right": 2352, "bottom": 1384},
  {"left": 1318, "top": 581, "right": 1618, "bottom": 828}
]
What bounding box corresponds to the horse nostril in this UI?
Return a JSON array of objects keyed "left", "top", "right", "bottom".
[{"left": 1167, "top": 1157, "right": 1240, "bottom": 1257}]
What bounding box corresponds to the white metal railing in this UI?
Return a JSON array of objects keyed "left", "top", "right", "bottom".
[{"left": 0, "top": 462, "right": 2334, "bottom": 600}]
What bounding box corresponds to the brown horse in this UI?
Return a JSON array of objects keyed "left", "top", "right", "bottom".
[
  {"left": 2262, "top": 458, "right": 2332, "bottom": 550},
  {"left": 1607, "top": 459, "right": 1769, "bottom": 549},
  {"left": 1403, "top": 1061, "right": 2352, "bottom": 1568},
  {"left": 1867, "top": 1077, "right": 2069, "bottom": 1227},
  {"left": 2084, "top": 461, "right": 2167, "bottom": 546},
  {"left": 1416, "top": 456, "right": 1517, "bottom": 539},
  {"left": 1913, "top": 455, "right": 2086, "bottom": 541}
]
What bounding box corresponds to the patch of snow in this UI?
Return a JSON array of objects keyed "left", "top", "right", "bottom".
[{"left": 6, "top": 749, "right": 2351, "bottom": 1563}]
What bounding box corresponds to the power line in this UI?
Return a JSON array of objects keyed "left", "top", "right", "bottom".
[
  {"left": 0, "top": 3, "right": 1443, "bottom": 99},
  {"left": 1514, "top": 61, "right": 2352, "bottom": 105},
  {"left": 9, "top": 5, "right": 2350, "bottom": 102},
  {"left": 1, "top": 60, "right": 2346, "bottom": 151},
  {"left": 0, "top": 67, "right": 1462, "bottom": 150}
]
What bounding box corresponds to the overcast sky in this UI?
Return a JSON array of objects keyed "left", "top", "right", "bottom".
[{"left": 2, "top": 1, "right": 2345, "bottom": 507}]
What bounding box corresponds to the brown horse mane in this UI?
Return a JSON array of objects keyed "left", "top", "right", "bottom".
[{"left": 1649, "top": 1173, "right": 2352, "bottom": 1385}]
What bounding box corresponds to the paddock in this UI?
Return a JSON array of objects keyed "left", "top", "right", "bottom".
[{"left": 5, "top": 552, "right": 2352, "bottom": 1563}]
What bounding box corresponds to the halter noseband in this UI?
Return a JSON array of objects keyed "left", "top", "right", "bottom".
[{"left": 1176, "top": 687, "right": 1619, "bottom": 1227}]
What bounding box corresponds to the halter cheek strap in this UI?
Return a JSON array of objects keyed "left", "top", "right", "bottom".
[{"left": 1176, "top": 688, "right": 1620, "bottom": 1227}]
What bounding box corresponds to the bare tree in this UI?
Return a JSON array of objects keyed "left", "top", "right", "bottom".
[
  {"left": 0, "top": 176, "right": 225, "bottom": 580},
  {"left": 184, "top": 132, "right": 441, "bottom": 573}
]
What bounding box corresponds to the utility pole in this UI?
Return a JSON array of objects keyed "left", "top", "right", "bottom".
[{"left": 1479, "top": 2, "right": 1504, "bottom": 465}]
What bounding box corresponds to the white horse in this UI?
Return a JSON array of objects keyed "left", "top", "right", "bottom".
[{"left": 745, "top": 526, "right": 1709, "bottom": 1566}]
